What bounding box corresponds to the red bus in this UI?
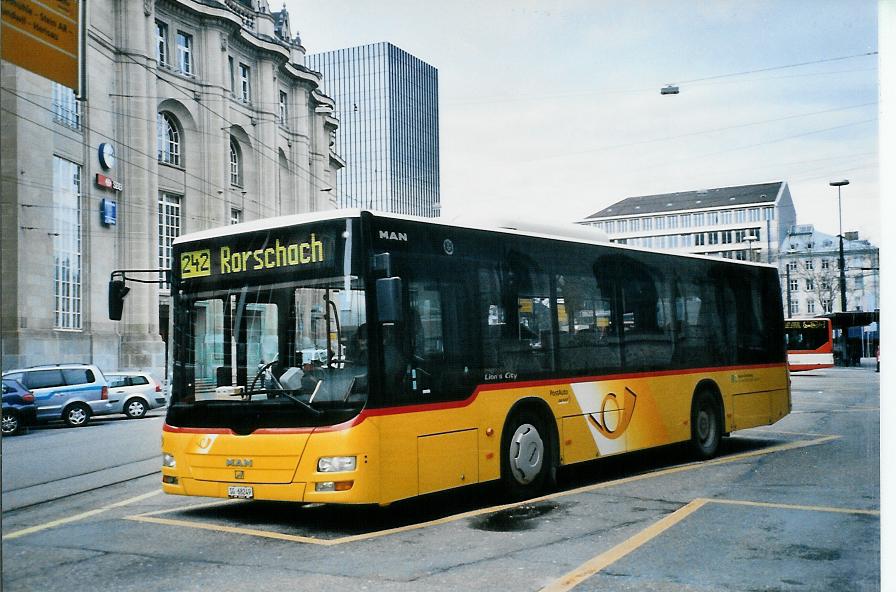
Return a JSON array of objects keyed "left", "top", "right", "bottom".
[{"left": 784, "top": 318, "right": 833, "bottom": 371}]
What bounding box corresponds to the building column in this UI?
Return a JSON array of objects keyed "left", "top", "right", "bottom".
[{"left": 117, "top": 2, "right": 165, "bottom": 373}]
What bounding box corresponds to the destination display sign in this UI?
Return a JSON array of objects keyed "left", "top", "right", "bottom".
[
  {"left": 784, "top": 320, "right": 827, "bottom": 330},
  {"left": 175, "top": 222, "right": 348, "bottom": 287}
]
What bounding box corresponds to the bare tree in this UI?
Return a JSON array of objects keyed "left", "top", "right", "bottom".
[{"left": 788, "top": 256, "right": 839, "bottom": 314}]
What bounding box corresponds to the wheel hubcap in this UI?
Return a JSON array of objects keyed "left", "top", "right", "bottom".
[
  {"left": 509, "top": 423, "right": 544, "bottom": 484},
  {"left": 697, "top": 409, "right": 713, "bottom": 444},
  {"left": 69, "top": 408, "right": 87, "bottom": 425},
  {"left": 128, "top": 401, "right": 145, "bottom": 417},
  {"left": 2, "top": 414, "right": 17, "bottom": 433}
]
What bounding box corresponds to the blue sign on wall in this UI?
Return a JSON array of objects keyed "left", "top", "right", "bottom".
[{"left": 101, "top": 198, "right": 117, "bottom": 225}]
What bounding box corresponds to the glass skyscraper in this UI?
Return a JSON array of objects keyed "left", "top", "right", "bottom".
[{"left": 307, "top": 42, "right": 440, "bottom": 217}]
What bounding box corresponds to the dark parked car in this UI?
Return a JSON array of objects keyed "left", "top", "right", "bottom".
[{"left": 2, "top": 378, "right": 37, "bottom": 436}]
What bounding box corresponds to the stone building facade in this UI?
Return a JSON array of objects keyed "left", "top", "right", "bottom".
[
  {"left": 779, "top": 225, "right": 880, "bottom": 317},
  {"left": 1, "top": 0, "right": 343, "bottom": 376}
]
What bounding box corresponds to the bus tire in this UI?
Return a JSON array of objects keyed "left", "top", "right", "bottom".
[
  {"left": 501, "top": 409, "right": 552, "bottom": 500},
  {"left": 690, "top": 389, "right": 721, "bottom": 460}
]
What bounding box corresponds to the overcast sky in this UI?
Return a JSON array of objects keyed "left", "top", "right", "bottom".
[{"left": 289, "top": 0, "right": 879, "bottom": 245}]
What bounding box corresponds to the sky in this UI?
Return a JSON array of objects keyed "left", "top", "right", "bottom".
[{"left": 288, "top": 0, "right": 880, "bottom": 245}]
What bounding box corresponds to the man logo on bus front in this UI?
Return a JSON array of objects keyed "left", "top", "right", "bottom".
[{"left": 226, "top": 458, "right": 253, "bottom": 467}]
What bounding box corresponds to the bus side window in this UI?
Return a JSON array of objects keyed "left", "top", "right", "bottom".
[
  {"left": 555, "top": 272, "right": 620, "bottom": 374},
  {"left": 480, "top": 267, "right": 504, "bottom": 370},
  {"left": 479, "top": 257, "right": 555, "bottom": 379},
  {"left": 727, "top": 269, "right": 772, "bottom": 364},
  {"left": 406, "top": 267, "right": 479, "bottom": 403},
  {"left": 618, "top": 257, "right": 673, "bottom": 370}
]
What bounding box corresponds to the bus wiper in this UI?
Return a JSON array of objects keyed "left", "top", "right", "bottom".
[
  {"left": 277, "top": 390, "right": 323, "bottom": 416},
  {"left": 240, "top": 386, "right": 323, "bottom": 416}
]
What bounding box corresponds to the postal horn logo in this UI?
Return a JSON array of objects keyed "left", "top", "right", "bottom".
[{"left": 587, "top": 387, "right": 637, "bottom": 440}]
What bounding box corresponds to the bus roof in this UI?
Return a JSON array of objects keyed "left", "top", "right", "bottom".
[{"left": 173, "top": 208, "right": 778, "bottom": 270}]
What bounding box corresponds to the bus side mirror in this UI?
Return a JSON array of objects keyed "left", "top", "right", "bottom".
[
  {"left": 376, "top": 277, "right": 403, "bottom": 323},
  {"left": 109, "top": 280, "right": 130, "bottom": 321}
]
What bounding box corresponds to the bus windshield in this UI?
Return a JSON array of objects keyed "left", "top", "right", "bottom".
[
  {"left": 784, "top": 320, "right": 830, "bottom": 351},
  {"left": 167, "top": 219, "right": 367, "bottom": 432}
]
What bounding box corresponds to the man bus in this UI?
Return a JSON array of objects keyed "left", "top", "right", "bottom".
[{"left": 135, "top": 210, "right": 789, "bottom": 504}]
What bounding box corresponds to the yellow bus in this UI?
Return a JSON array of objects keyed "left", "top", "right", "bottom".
[{"left": 157, "top": 210, "right": 790, "bottom": 504}]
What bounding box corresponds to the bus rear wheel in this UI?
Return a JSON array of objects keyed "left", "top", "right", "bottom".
[
  {"left": 501, "top": 410, "right": 551, "bottom": 500},
  {"left": 690, "top": 389, "right": 721, "bottom": 459}
]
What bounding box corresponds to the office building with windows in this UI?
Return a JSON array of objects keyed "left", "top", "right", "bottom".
[
  {"left": 779, "top": 224, "right": 879, "bottom": 317},
  {"left": 307, "top": 42, "right": 440, "bottom": 217},
  {"left": 578, "top": 181, "right": 797, "bottom": 263},
  {"left": 1, "top": 0, "right": 343, "bottom": 374}
]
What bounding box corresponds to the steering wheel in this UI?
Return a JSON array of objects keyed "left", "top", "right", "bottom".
[{"left": 247, "top": 360, "right": 283, "bottom": 398}]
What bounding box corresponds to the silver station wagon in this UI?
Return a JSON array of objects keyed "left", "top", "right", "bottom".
[{"left": 106, "top": 372, "right": 167, "bottom": 419}]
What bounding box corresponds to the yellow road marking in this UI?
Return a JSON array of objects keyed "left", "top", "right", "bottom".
[
  {"left": 752, "top": 428, "right": 834, "bottom": 437},
  {"left": 539, "top": 496, "right": 879, "bottom": 592},
  {"left": 540, "top": 498, "right": 709, "bottom": 592},
  {"left": 124, "top": 434, "right": 839, "bottom": 545},
  {"left": 3, "top": 490, "right": 162, "bottom": 541},
  {"left": 535, "top": 435, "right": 839, "bottom": 503},
  {"left": 127, "top": 496, "right": 574, "bottom": 546},
  {"left": 791, "top": 407, "right": 879, "bottom": 414},
  {"left": 133, "top": 497, "right": 240, "bottom": 517},
  {"left": 709, "top": 498, "right": 880, "bottom": 516},
  {"left": 128, "top": 515, "right": 334, "bottom": 545}
]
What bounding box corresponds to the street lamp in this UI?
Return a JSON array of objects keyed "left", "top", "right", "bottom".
[
  {"left": 744, "top": 235, "right": 758, "bottom": 262},
  {"left": 785, "top": 262, "right": 793, "bottom": 316},
  {"left": 829, "top": 179, "right": 849, "bottom": 313},
  {"left": 784, "top": 244, "right": 796, "bottom": 317}
]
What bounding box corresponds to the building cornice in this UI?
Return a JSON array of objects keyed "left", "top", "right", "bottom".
[
  {"left": 579, "top": 201, "right": 777, "bottom": 223},
  {"left": 162, "top": 0, "right": 320, "bottom": 87}
]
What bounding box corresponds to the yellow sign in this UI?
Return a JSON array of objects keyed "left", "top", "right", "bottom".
[
  {"left": 2, "top": 0, "right": 80, "bottom": 91},
  {"left": 181, "top": 249, "right": 211, "bottom": 279},
  {"left": 219, "top": 235, "right": 324, "bottom": 275}
]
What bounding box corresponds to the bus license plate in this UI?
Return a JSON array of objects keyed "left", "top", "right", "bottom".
[{"left": 228, "top": 486, "right": 254, "bottom": 499}]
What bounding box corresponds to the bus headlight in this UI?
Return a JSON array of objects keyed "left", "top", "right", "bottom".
[
  {"left": 317, "top": 456, "right": 356, "bottom": 472},
  {"left": 163, "top": 453, "right": 176, "bottom": 468}
]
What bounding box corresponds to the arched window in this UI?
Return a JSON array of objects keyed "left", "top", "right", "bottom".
[
  {"left": 157, "top": 112, "right": 181, "bottom": 166},
  {"left": 229, "top": 138, "right": 242, "bottom": 186}
]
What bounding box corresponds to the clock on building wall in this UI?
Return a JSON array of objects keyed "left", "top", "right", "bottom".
[{"left": 98, "top": 142, "right": 116, "bottom": 170}]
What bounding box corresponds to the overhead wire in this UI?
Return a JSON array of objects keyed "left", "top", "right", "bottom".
[
  {"left": 523, "top": 101, "right": 878, "bottom": 163},
  {"left": 675, "top": 51, "right": 879, "bottom": 85},
  {"left": 3, "top": 47, "right": 879, "bottom": 222}
]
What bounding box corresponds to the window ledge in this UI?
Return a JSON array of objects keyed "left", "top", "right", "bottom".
[{"left": 158, "top": 160, "right": 186, "bottom": 171}]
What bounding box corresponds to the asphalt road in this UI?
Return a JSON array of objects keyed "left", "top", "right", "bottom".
[
  {"left": 1, "top": 367, "right": 880, "bottom": 591},
  {"left": 1, "top": 409, "right": 166, "bottom": 511}
]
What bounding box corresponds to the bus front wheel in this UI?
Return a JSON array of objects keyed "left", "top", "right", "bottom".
[
  {"left": 690, "top": 389, "right": 722, "bottom": 460},
  {"left": 501, "top": 410, "right": 551, "bottom": 500}
]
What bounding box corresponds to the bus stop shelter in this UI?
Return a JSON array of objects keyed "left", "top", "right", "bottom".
[{"left": 822, "top": 310, "right": 880, "bottom": 366}]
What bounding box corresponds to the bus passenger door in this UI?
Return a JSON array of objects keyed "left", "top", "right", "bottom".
[
  {"left": 379, "top": 259, "right": 480, "bottom": 406},
  {"left": 374, "top": 255, "right": 482, "bottom": 498}
]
